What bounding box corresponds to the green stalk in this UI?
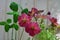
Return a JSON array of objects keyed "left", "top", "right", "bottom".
[
  {"left": 20, "top": 28, "right": 24, "bottom": 40},
  {"left": 15, "top": 31, "right": 17, "bottom": 40},
  {"left": 32, "top": 38, "right": 34, "bottom": 40},
  {"left": 7, "top": 32, "right": 9, "bottom": 40},
  {"left": 11, "top": 28, "right": 13, "bottom": 40}
]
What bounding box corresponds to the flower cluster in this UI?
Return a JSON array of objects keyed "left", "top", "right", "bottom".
[
  {"left": 18, "top": 8, "right": 42, "bottom": 36},
  {"left": 0, "top": 2, "right": 58, "bottom": 40},
  {"left": 18, "top": 8, "right": 58, "bottom": 37}
]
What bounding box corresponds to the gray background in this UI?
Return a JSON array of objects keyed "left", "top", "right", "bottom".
[{"left": 0, "top": 0, "right": 60, "bottom": 40}]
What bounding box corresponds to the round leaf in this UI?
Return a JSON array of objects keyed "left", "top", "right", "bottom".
[
  {"left": 7, "top": 19, "right": 12, "bottom": 23},
  {"left": 21, "top": 8, "right": 28, "bottom": 14},
  {"left": 10, "top": 2, "right": 18, "bottom": 11}
]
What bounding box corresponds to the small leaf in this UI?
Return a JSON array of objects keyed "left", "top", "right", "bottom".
[
  {"left": 6, "top": 12, "right": 14, "bottom": 15},
  {"left": 0, "top": 21, "right": 6, "bottom": 25},
  {"left": 46, "top": 30, "right": 51, "bottom": 38},
  {"left": 10, "top": 24, "right": 14, "bottom": 28},
  {"left": 7, "top": 12, "right": 18, "bottom": 15},
  {"left": 40, "top": 24, "right": 45, "bottom": 29},
  {"left": 10, "top": 23, "right": 19, "bottom": 30},
  {"left": 21, "top": 8, "right": 28, "bottom": 14},
  {"left": 10, "top": 2, "right": 18, "bottom": 11},
  {"left": 14, "top": 24, "right": 19, "bottom": 31},
  {"left": 12, "top": 23, "right": 19, "bottom": 31},
  {"left": 4, "top": 24, "right": 10, "bottom": 32},
  {"left": 7, "top": 19, "right": 12, "bottom": 24},
  {"left": 13, "top": 14, "right": 19, "bottom": 23}
]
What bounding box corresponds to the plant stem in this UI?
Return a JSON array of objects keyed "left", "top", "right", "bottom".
[
  {"left": 7, "top": 32, "right": 9, "bottom": 40},
  {"left": 15, "top": 31, "right": 17, "bottom": 40},
  {"left": 20, "top": 28, "right": 24, "bottom": 40},
  {"left": 11, "top": 28, "right": 13, "bottom": 40},
  {"left": 32, "top": 37, "right": 34, "bottom": 40}
]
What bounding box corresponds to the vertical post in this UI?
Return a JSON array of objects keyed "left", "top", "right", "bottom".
[
  {"left": 33, "top": 0, "right": 37, "bottom": 8},
  {"left": 46, "top": 0, "right": 50, "bottom": 28}
]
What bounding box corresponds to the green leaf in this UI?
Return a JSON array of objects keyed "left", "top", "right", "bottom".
[
  {"left": 40, "top": 24, "right": 45, "bottom": 29},
  {"left": 13, "top": 14, "right": 19, "bottom": 23},
  {"left": 4, "top": 24, "right": 10, "bottom": 32},
  {"left": 10, "top": 2, "right": 18, "bottom": 11},
  {"left": 0, "top": 21, "right": 6, "bottom": 25},
  {"left": 7, "top": 19, "right": 12, "bottom": 24},
  {"left": 21, "top": 8, "right": 28, "bottom": 14},
  {"left": 14, "top": 24, "right": 19, "bottom": 31},
  {"left": 10, "top": 24, "right": 14, "bottom": 28},
  {"left": 46, "top": 30, "right": 51, "bottom": 39},
  {"left": 10, "top": 23, "right": 19, "bottom": 30},
  {"left": 7, "top": 12, "right": 18, "bottom": 15},
  {"left": 6, "top": 12, "right": 14, "bottom": 15}
]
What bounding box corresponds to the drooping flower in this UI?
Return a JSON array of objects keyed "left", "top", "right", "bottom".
[
  {"left": 49, "top": 17, "right": 58, "bottom": 26},
  {"left": 25, "top": 22, "right": 41, "bottom": 36},
  {"left": 28, "top": 8, "right": 38, "bottom": 16},
  {"left": 18, "top": 13, "right": 31, "bottom": 27}
]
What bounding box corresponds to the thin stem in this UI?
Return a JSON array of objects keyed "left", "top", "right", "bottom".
[
  {"left": 11, "top": 28, "right": 13, "bottom": 40},
  {"left": 7, "top": 32, "right": 9, "bottom": 40},
  {"left": 15, "top": 31, "right": 17, "bottom": 40},
  {"left": 32, "top": 37, "right": 34, "bottom": 40},
  {"left": 20, "top": 28, "right": 24, "bottom": 40}
]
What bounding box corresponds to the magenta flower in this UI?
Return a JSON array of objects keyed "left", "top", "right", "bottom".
[
  {"left": 28, "top": 8, "right": 38, "bottom": 16},
  {"left": 49, "top": 17, "right": 58, "bottom": 26},
  {"left": 18, "top": 13, "right": 31, "bottom": 27},
  {"left": 25, "top": 22, "right": 41, "bottom": 36}
]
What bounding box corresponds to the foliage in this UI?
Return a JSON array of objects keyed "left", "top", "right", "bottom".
[{"left": 0, "top": 2, "right": 59, "bottom": 40}]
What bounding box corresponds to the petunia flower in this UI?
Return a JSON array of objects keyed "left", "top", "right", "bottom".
[
  {"left": 18, "top": 13, "right": 31, "bottom": 27},
  {"left": 28, "top": 8, "right": 44, "bottom": 17},
  {"left": 28, "top": 8, "right": 38, "bottom": 17},
  {"left": 25, "top": 22, "right": 41, "bottom": 36},
  {"left": 49, "top": 17, "right": 58, "bottom": 26}
]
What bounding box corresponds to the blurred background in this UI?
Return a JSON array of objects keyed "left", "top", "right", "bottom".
[{"left": 0, "top": 0, "right": 60, "bottom": 40}]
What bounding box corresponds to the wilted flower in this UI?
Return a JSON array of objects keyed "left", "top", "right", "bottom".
[
  {"left": 47, "top": 11, "right": 51, "bottom": 15},
  {"left": 18, "top": 13, "right": 31, "bottom": 27},
  {"left": 49, "top": 17, "right": 58, "bottom": 26},
  {"left": 28, "top": 8, "right": 38, "bottom": 16},
  {"left": 25, "top": 22, "right": 41, "bottom": 36}
]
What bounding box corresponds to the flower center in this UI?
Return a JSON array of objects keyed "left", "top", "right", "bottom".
[
  {"left": 31, "top": 26, "right": 35, "bottom": 30},
  {"left": 23, "top": 18, "right": 26, "bottom": 23}
]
